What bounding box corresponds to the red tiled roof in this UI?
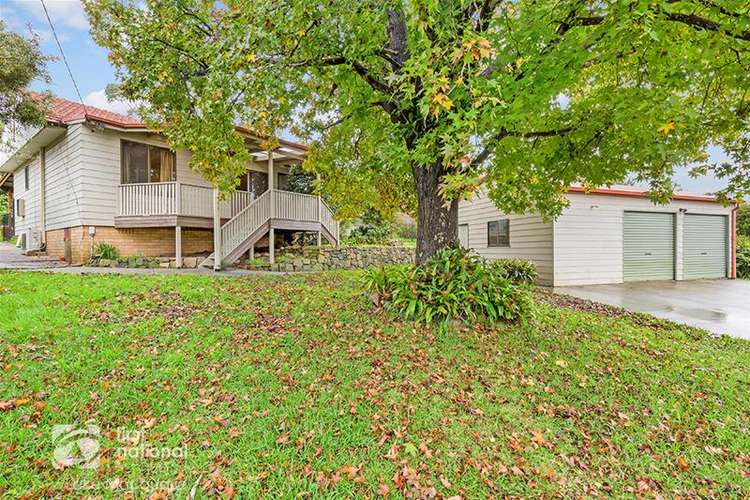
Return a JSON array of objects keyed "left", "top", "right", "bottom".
[
  {"left": 32, "top": 93, "right": 145, "bottom": 128},
  {"left": 32, "top": 93, "right": 309, "bottom": 151}
]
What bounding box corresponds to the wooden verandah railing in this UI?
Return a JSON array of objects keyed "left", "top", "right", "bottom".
[
  {"left": 118, "top": 182, "right": 253, "bottom": 220},
  {"left": 117, "top": 182, "right": 340, "bottom": 270}
]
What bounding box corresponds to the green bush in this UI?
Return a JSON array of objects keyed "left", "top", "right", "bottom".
[
  {"left": 363, "top": 246, "right": 532, "bottom": 324},
  {"left": 738, "top": 235, "right": 750, "bottom": 279},
  {"left": 94, "top": 242, "right": 119, "bottom": 260},
  {"left": 491, "top": 258, "right": 538, "bottom": 285},
  {"left": 395, "top": 222, "right": 417, "bottom": 240},
  {"left": 344, "top": 210, "right": 396, "bottom": 245}
]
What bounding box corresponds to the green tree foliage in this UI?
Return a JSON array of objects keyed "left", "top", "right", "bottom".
[
  {"left": 84, "top": 0, "right": 750, "bottom": 262},
  {"left": 737, "top": 205, "right": 750, "bottom": 237},
  {"left": 0, "top": 22, "right": 50, "bottom": 147}
]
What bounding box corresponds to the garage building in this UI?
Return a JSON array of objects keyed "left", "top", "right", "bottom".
[{"left": 458, "top": 185, "right": 738, "bottom": 286}]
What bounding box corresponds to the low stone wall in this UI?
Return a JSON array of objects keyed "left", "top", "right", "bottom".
[
  {"left": 247, "top": 245, "right": 414, "bottom": 272},
  {"left": 88, "top": 256, "right": 204, "bottom": 269}
]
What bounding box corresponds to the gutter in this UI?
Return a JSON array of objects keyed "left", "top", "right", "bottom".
[{"left": 566, "top": 185, "right": 719, "bottom": 203}]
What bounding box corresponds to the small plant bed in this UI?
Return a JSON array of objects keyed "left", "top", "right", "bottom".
[
  {"left": 364, "top": 247, "right": 536, "bottom": 324},
  {"left": 1, "top": 271, "right": 749, "bottom": 497}
]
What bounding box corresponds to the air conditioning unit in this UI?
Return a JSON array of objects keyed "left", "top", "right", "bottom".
[{"left": 26, "top": 229, "right": 43, "bottom": 252}]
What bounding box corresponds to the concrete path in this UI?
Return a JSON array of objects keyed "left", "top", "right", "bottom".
[
  {"left": 555, "top": 279, "right": 750, "bottom": 340},
  {"left": 0, "top": 241, "right": 69, "bottom": 269},
  {"left": 0, "top": 242, "right": 288, "bottom": 276},
  {"left": 32, "top": 266, "right": 280, "bottom": 277}
]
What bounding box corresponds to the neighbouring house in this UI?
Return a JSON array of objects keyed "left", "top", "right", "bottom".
[
  {"left": 0, "top": 96, "right": 339, "bottom": 269},
  {"left": 459, "top": 186, "right": 738, "bottom": 286}
]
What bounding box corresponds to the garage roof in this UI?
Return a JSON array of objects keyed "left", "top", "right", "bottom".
[{"left": 568, "top": 184, "right": 719, "bottom": 203}]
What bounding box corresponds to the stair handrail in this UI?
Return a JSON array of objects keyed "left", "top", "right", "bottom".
[
  {"left": 220, "top": 190, "right": 271, "bottom": 259},
  {"left": 319, "top": 198, "right": 339, "bottom": 243}
]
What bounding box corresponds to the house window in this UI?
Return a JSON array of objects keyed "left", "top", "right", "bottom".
[
  {"left": 121, "top": 140, "right": 176, "bottom": 184},
  {"left": 24, "top": 166, "right": 29, "bottom": 191},
  {"left": 487, "top": 219, "right": 510, "bottom": 247},
  {"left": 238, "top": 173, "right": 249, "bottom": 191},
  {"left": 248, "top": 171, "right": 268, "bottom": 197},
  {"left": 277, "top": 173, "right": 289, "bottom": 191}
]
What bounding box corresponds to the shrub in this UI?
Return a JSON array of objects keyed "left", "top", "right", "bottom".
[
  {"left": 344, "top": 210, "right": 396, "bottom": 245},
  {"left": 491, "top": 259, "right": 537, "bottom": 285},
  {"left": 363, "top": 246, "right": 532, "bottom": 324},
  {"left": 396, "top": 222, "right": 417, "bottom": 240},
  {"left": 95, "top": 242, "right": 119, "bottom": 260},
  {"left": 738, "top": 235, "right": 750, "bottom": 279}
]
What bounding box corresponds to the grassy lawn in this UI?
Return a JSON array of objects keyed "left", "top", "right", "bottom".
[{"left": 1, "top": 271, "right": 749, "bottom": 497}]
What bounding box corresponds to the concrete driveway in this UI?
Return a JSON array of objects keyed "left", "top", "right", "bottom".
[
  {"left": 0, "top": 241, "right": 68, "bottom": 269},
  {"left": 555, "top": 279, "right": 750, "bottom": 340}
]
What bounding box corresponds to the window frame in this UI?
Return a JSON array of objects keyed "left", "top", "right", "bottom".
[
  {"left": 248, "top": 170, "right": 269, "bottom": 197},
  {"left": 120, "top": 139, "right": 177, "bottom": 184},
  {"left": 24, "top": 166, "right": 29, "bottom": 191},
  {"left": 487, "top": 219, "right": 510, "bottom": 248}
]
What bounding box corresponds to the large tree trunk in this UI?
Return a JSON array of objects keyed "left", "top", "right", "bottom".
[{"left": 414, "top": 161, "right": 458, "bottom": 265}]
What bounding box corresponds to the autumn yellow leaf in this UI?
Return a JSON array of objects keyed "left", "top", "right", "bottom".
[
  {"left": 658, "top": 120, "right": 676, "bottom": 135},
  {"left": 432, "top": 93, "right": 454, "bottom": 112}
]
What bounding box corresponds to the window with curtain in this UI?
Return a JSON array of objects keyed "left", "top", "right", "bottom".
[
  {"left": 121, "top": 140, "right": 176, "bottom": 184},
  {"left": 238, "top": 173, "right": 249, "bottom": 191},
  {"left": 248, "top": 171, "right": 268, "bottom": 197},
  {"left": 487, "top": 219, "right": 510, "bottom": 247}
]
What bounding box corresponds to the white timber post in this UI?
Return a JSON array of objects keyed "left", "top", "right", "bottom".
[
  {"left": 212, "top": 187, "right": 222, "bottom": 271},
  {"left": 175, "top": 225, "right": 182, "bottom": 268},
  {"left": 268, "top": 152, "right": 275, "bottom": 264},
  {"left": 175, "top": 181, "right": 181, "bottom": 215},
  {"left": 317, "top": 173, "right": 322, "bottom": 247}
]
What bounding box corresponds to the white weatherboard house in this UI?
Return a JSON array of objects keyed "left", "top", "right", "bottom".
[
  {"left": 0, "top": 96, "right": 339, "bottom": 269},
  {"left": 459, "top": 186, "right": 738, "bottom": 286}
]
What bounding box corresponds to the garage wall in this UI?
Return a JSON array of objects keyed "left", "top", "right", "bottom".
[
  {"left": 458, "top": 193, "right": 554, "bottom": 285},
  {"left": 553, "top": 193, "right": 732, "bottom": 286}
]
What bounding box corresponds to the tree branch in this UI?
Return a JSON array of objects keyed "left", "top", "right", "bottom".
[
  {"left": 573, "top": 11, "right": 750, "bottom": 42},
  {"left": 387, "top": 9, "right": 410, "bottom": 67},
  {"left": 470, "top": 127, "right": 575, "bottom": 167}
]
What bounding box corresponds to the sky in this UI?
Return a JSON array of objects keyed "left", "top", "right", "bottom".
[{"left": 0, "top": 0, "right": 736, "bottom": 196}]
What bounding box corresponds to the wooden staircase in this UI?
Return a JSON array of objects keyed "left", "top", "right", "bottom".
[{"left": 200, "top": 190, "right": 339, "bottom": 270}]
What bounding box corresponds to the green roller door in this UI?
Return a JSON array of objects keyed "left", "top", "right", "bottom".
[
  {"left": 683, "top": 214, "right": 727, "bottom": 279},
  {"left": 623, "top": 211, "right": 675, "bottom": 281}
]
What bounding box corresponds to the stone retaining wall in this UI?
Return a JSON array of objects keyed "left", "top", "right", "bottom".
[
  {"left": 88, "top": 256, "right": 204, "bottom": 269},
  {"left": 247, "top": 245, "right": 414, "bottom": 272}
]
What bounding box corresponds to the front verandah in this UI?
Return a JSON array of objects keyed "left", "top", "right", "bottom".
[{"left": 115, "top": 141, "right": 339, "bottom": 269}]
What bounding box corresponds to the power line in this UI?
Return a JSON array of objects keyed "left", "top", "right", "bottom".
[
  {"left": 38, "top": 0, "right": 85, "bottom": 223},
  {"left": 39, "top": 0, "right": 87, "bottom": 115}
]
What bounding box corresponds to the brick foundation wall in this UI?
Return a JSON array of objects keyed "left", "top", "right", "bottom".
[{"left": 45, "top": 226, "right": 214, "bottom": 264}]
